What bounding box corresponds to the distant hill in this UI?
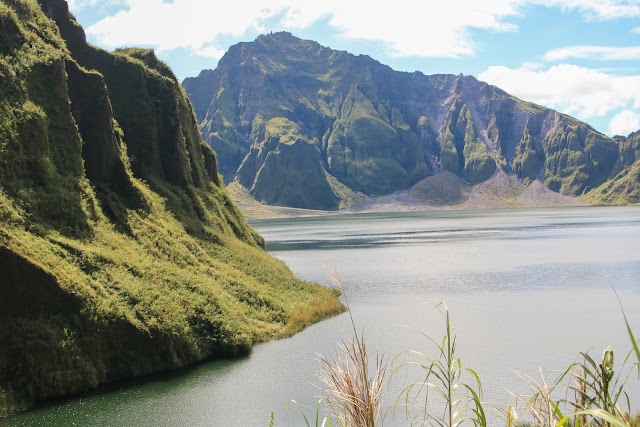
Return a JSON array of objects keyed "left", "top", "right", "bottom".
[
  {"left": 0, "top": 1, "right": 342, "bottom": 415},
  {"left": 183, "top": 31, "right": 638, "bottom": 209}
]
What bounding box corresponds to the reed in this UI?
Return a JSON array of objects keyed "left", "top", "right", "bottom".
[
  {"left": 554, "top": 287, "right": 640, "bottom": 427},
  {"left": 317, "top": 274, "right": 386, "bottom": 427},
  {"left": 390, "top": 302, "right": 486, "bottom": 427},
  {"left": 510, "top": 369, "right": 567, "bottom": 427}
]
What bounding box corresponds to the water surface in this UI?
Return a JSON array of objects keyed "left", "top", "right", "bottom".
[{"left": 4, "top": 207, "right": 640, "bottom": 426}]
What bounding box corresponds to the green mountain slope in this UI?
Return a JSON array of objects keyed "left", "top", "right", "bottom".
[
  {"left": 0, "top": 1, "right": 343, "bottom": 416},
  {"left": 584, "top": 130, "right": 640, "bottom": 204},
  {"left": 183, "top": 32, "right": 633, "bottom": 209}
]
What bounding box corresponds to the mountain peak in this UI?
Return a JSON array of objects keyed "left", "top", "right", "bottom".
[
  {"left": 256, "top": 30, "right": 297, "bottom": 41},
  {"left": 183, "top": 35, "right": 636, "bottom": 208}
]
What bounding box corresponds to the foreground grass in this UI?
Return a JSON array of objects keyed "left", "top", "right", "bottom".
[{"left": 278, "top": 290, "right": 639, "bottom": 427}]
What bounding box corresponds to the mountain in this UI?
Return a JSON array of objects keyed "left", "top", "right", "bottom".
[
  {"left": 584, "top": 130, "right": 640, "bottom": 204},
  {"left": 183, "top": 32, "right": 638, "bottom": 210},
  {"left": 0, "top": 2, "right": 342, "bottom": 416}
]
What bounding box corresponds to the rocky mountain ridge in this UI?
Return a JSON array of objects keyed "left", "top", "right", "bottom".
[{"left": 183, "top": 32, "right": 638, "bottom": 209}]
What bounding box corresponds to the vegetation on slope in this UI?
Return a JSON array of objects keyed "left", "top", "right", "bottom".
[
  {"left": 584, "top": 130, "right": 640, "bottom": 205},
  {"left": 584, "top": 159, "right": 640, "bottom": 205},
  {"left": 0, "top": 0, "right": 343, "bottom": 416}
]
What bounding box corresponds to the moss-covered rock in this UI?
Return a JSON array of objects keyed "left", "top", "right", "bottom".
[
  {"left": 513, "top": 125, "right": 539, "bottom": 185},
  {"left": 238, "top": 117, "right": 342, "bottom": 209},
  {"left": 437, "top": 101, "right": 496, "bottom": 183},
  {"left": 459, "top": 105, "right": 496, "bottom": 184},
  {"left": 541, "top": 120, "right": 618, "bottom": 195},
  {"left": 325, "top": 88, "right": 420, "bottom": 195}
]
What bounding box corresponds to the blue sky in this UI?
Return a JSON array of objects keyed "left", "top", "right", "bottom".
[{"left": 68, "top": 0, "right": 640, "bottom": 136}]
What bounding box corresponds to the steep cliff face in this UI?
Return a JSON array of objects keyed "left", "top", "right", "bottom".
[
  {"left": 236, "top": 117, "right": 342, "bottom": 209},
  {"left": 184, "top": 32, "right": 627, "bottom": 209},
  {"left": 0, "top": 1, "right": 342, "bottom": 415}
]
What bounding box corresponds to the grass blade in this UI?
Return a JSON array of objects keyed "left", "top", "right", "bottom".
[
  {"left": 612, "top": 286, "right": 640, "bottom": 378},
  {"left": 557, "top": 408, "right": 630, "bottom": 427}
]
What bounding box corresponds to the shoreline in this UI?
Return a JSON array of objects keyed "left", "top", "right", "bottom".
[{"left": 233, "top": 172, "right": 592, "bottom": 219}]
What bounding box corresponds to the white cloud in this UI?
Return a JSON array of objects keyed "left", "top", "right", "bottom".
[
  {"left": 319, "top": 0, "right": 521, "bottom": 58},
  {"left": 478, "top": 64, "right": 640, "bottom": 119},
  {"left": 609, "top": 110, "right": 640, "bottom": 135},
  {"left": 196, "top": 46, "right": 226, "bottom": 59},
  {"left": 84, "top": 0, "right": 524, "bottom": 59},
  {"left": 534, "top": 0, "right": 640, "bottom": 19},
  {"left": 520, "top": 61, "right": 545, "bottom": 70},
  {"left": 633, "top": 26, "right": 640, "bottom": 34},
  {"left": 545, "top": 45, "right": 640, "bottom": 61},
  {"left": 86, "top": 0, "right": 284, "bottom": 54},
  {"left": 78, "top": 0, "right": 640, "bottom": 61}
]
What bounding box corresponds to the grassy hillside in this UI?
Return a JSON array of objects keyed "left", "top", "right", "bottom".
[
  {"left": 584, "top": 130, "right": 640, "bottom": 205},
  {"left": 584, "top": 159, "right": 640, "bottom": 204},
  {"left": 0, "top": 0, "right": 343, "bottom": 416}
]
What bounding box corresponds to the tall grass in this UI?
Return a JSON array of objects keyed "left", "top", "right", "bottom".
[
  {"left": 317, "top": 275, "right": 386, "bottom": 427},
  {"left": 502, "top": 288, "right": 640, "bottom": 427},
  {"left": 390, "top": 303, "right": 486, "bottom": 427},
  {"left": 282, "top": 288, "right": 639, "bottom": 427},
  {"left": 318, "top": 333, "right": 385, "bottom": 427},
  {"left": 510, "top": 369, "right": 568, "bottom": 427},
  {"left": 553, "top": 288, "right": 640, "bottom": 427},
  {"left": 275, "top": 275, "right": 385, "bottom": 427}
]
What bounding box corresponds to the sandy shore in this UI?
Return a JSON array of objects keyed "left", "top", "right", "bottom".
[{"left": 229, "top": 172, "right": 588, "bottom": 219}]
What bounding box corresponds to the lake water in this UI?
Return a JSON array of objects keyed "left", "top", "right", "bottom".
[{"left": 3, "top": 207, "right": 640, "bottom": 426}]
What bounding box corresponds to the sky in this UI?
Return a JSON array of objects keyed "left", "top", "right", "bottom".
[{"left": 67, "top": 0, "right": 640, "bottom": 137}]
